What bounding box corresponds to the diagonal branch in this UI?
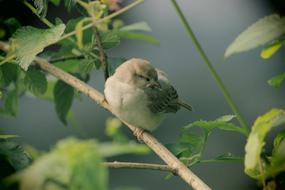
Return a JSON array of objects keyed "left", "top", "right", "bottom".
[
  {"left": 104, "top": 161, "right": 175, "bottom": 173},
  {"left": 0, "top": 41, "right": 211, "bottom": 190}
]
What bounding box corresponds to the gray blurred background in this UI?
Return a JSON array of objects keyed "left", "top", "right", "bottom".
[{"left": 1, "top": 0, "right": 285, "bottom": 189}]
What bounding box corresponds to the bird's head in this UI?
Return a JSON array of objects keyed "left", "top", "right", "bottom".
[{"left": 115, "top": 58, "right": 160, "bottom": 89}]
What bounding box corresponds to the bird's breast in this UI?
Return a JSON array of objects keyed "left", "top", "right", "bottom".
[{"left": 104, "top": 78, "right": 164, "bottom": 131}]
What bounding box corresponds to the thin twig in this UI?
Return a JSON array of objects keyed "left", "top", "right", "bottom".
[
  {"left": 49, "top": 55, "right": 85, "bottom": 63},
  {"left": 104, "top": 161, "right": 175, "bottom": 173},
  {"left": 171, "top": 0, "right": 249, "bottom": 136},
  {"left": 23, "top": 1, "right": 54, "bottom": 28},
  {"left": 93, "top": 28, "right": 109, "bottom": 80},
  {"left": 59, "top": 0, "right": 145, "bottom": 41},
  {"left": 0, "top": 41, "right": 211, "bottom": 190}
]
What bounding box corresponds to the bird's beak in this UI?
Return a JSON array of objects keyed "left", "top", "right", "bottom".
[{"left": 147, "top": 82, "right": 161, "bottom": 89}]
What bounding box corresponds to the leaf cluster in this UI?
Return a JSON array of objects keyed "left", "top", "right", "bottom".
[{"left": 0, "top": 0, "right": 159, "bottom": 125}]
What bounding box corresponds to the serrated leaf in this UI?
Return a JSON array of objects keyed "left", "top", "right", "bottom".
[
  {"left": 245, "top": 108, "right": 285, "bottom": 180},
  {"left": 79, "top": 59, "right": 96, "bottom": 74},
  {"left": 268, "top": 73, "right": 285, "bottom": 88},
  {"left": 120, "top": 22, "right": 152, "bottom": 32},
  {"left": 167, "top": 132, "right": 205, "bottom": 167},
  {"left": 118, "top": 31, "right": 160, "bottom": 45},
  {"left": 10, "top": 24, "right": 65, "bottom": 70},
  {"left": 260, "top": 41, "right": 283, "bottom": 59},
  {"left": 101, "top": 31, "right": 120, "bottom": 49},
  {"left": 24, "top": 69, "right": 47, "bottom": 96},
  {"left": 14, "top": 138, "right": 107, "bottom": 190},
  {"left": 54, "top": 80, "right": 74, "bottom": 125},
  {"left": 185, "top": 115, "right": 246, "bottom": 135},
  {"left": 33, "top": 0, "right": 48, "bottom": 18},
  {"left": 0, "top": 140, "right": 32, "bottom": 170},
  {"left": 225, "top": 14, "right": 285, "bottom": 58}
]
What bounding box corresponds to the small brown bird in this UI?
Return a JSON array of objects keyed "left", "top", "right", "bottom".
[{"left": 104, "top": 58, "right": 192, "bottom": 136}]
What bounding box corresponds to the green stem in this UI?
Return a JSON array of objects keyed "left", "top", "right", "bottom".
[
  {"left": 0, "top": 0, "right": 144, "bottom": 66},
  {"left": 171, "top": 0, "right": 249, "bottom": 136},
  {"left": 0, "top": 55, "right": 16, "bottom": 65},
  {"left": 23, "top": 1, "right": 54, "bottom": 28},
  {"left": 60, "top": 0, "right": 144, "bottom": 41}
]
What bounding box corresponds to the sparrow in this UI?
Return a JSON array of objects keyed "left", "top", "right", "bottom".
[{"left": 104, "top": 58, "right": 192, "bottom": 138}]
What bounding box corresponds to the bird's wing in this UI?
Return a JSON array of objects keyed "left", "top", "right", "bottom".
[
  {"left": 145, "top": 69, "right": 180, "bottom": 114},
  {"left": 145, "top": 85, "right": 180, "bottom": 114}
]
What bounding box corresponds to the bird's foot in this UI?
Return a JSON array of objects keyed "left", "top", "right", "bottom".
[
  {"left": 102, "top": 96, "right": 108, "bottom": 103},
  {"left": 133, "top": 128, "right": 144, "bottom": 142}
]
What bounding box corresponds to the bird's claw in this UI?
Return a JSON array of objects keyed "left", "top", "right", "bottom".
[{"left": 133, "top": 128, "right": 144, "bottom": 142}]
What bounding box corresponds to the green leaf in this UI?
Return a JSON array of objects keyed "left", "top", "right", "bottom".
[
  {"left": 64, "top": 0, "right": 77, "bottom": 11},
  {"left": 273, "top": 130, "right": 285, "bottom": 152},
  {"left": 225, "top": 14, "right": 285, "bottom": 58},
  {"left": 13, "top": 138, "right": 107, "bottom": 190},
  {"left": 4, "top": 18, "right": 21, "bottom": 34},
  {"left": 167, "top": 133, "right": 205, "bottom": 167},
  {"left": 50, "top": 0, "right": 61, "bottom": 6},
  {"left": 202, "top": 152, "right": 243, "bottom": 163},
  {"left": 101, "top": 31, "right": 120, "bottom": 49},
  {"left": 33, "top": 0, "right": 48, "bottom": 18},
  {"left": 0, "top": 63, "right": 19, "bottom": 87},
  {"left": 266, "top": 140, "right": 285, "bottom": 177},
  {"left": 185, "top": 115, "right": 246, "bottom": 135},
  {"left": 105, "top": 117, "right": 128, "bottom": 143},
  {"left": 4, "top": 89, "right": 18, "bottom": 116},
  {"left": 0, "top": 135, "right": 19, "bottom": 139},
  {"left": 54, "top": 80, "right": 74, "bottom": 125},
  {"left": 10, "top": 24, "right": 65, "bottom": 70},
  {"left": 260, "top": 40, "right": 283, "bottom": 59},
  {"left": 24, "top": 68, "right": 47, "bottom": 96},
  {"left": 53, "top": 59, "right": 81, "bottom": 72},
  {"left": 75, "top": 19, "right": 90, "bottom": 49},
  {"left": 0, "top": 140, "right": 32, "bottom": 170},
  {"left": 268, "top": 73, "right": 285, "bottom": 88},
  {"left": 37, "top": 80, "right": 55, "bottom": 101},
  {"left": 118, "top": 31, "right": 160, "bottom": 45},
  {"left": 98, "top": 142, "right": 150, "bottom": 157},
  {"left": 120, "top": 22, "right": 152, "bottom": 32},
  {"left": 245, "top": 108, "right": 285, "bottom": 180}
]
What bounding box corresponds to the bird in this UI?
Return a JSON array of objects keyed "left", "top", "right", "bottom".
[{"left": 104, "top": 58, "right": 192, "bottom": 139}]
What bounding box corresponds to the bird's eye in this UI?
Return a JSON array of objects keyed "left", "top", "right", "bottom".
[{"left": 137, "top": 74, "right": 150, "bottom": 81}]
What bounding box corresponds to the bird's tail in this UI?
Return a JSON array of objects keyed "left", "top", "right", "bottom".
[{"left": 177, "top": 99, "right": 193, "bottom": 111}]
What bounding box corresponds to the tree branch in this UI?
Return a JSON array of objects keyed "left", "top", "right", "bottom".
[
  {"left": 104, "top": 161, "right": 175, "bottom": 173},
  {"left": 49, "top": 55, "right": 85, "bottom": 63},
  {"left": 0, "top": 41, "right": 211, "bottom": 190}
]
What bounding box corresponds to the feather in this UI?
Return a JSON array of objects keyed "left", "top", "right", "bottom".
[{"left": 177, "top": 99, "right": 192, "bottom": 111}]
